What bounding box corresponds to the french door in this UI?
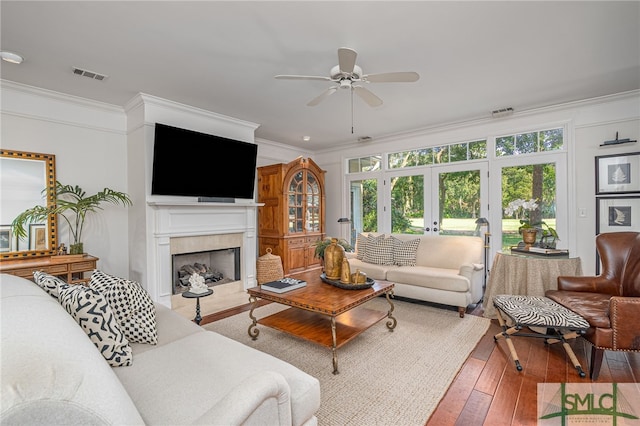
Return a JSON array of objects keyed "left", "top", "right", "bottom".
[{"left": 385, "top": 162, "right": 488, "bottom": 236}]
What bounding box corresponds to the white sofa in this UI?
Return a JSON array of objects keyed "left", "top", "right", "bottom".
[
  {"left": 346, "top": 233, "right": 484, "bottom": 317},
  {"left": 0, "top": 273, "right": 321, "bottom": 425}
]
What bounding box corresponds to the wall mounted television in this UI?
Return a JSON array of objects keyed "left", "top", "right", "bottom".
[{"left": 151, "top": 123, "right": 258, "bottom": 201}]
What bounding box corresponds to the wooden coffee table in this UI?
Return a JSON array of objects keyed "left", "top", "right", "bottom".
[{"left": 247, "top": 270, "right": 396, "bottom": 374}]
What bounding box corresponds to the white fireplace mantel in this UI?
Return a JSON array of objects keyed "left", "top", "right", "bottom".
[{"left": 147, "top": 201, "right": 263, "bottom": 307}]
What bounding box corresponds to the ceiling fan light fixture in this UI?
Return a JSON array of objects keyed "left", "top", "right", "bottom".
[{"left": 1, "top": 51, "right": 24, "bottom": 64}]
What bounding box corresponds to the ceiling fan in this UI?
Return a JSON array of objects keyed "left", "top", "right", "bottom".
[{"left": 275, "top": 47, "right": 420, "bottom": 108}]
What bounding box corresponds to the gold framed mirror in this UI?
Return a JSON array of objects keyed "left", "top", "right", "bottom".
[{"left": 0, "top": 149, "right": 57, "bottom": 259}]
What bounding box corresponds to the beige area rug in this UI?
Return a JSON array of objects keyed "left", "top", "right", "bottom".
[{"left": 204, "top": 297, "right": 490, "bottom": 426}]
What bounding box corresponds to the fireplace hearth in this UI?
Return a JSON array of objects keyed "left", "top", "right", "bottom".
[{"left": 172, "top": 247, "right": 240, "bottom": 295}]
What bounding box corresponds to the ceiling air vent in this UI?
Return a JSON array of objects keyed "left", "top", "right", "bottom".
[
  {"left": 72, "top": 67, "right": 108, "bottom": 81},
  {"left": 492, "top": 107, "right": 514, "bottom": 118},
  {"left": 358, "top": 136, "right": 372, "bottom": 143}
]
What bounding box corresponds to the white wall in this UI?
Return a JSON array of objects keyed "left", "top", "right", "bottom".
[
  {"left": 313, "top": 90, "right": 640, "bottom": 275},
  {"left": 2, "top": 79, "right": 638, "bottom": 280},
  {"left": 1, "top": 81, "right": 131, "bottom": 277},
  {"left": 0, "top": 81, "right": 307, "bottom": 287}
]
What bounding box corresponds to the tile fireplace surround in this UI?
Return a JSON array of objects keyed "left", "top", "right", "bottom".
[{"left": 147, "top": 201, "right": 260, "bottom": 308}]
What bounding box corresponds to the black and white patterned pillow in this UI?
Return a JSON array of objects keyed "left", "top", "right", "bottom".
[
  {"left": 356, "top": 233, "right": 370, "bottom": 260},
  {"left": 33, "top": 270, "right": 68, "bottom": 299},
  {"left": 89, "top": 270, "right": 158, "bottom": 345},
  {"left": 392, "top": 237, "right": 421, "bottom": 266},
  {"left": 58, "top": 284, "right": 132, "bottom": 367},
  {"left": 363, "top": 234, "right": 395, "bottom": 265}
]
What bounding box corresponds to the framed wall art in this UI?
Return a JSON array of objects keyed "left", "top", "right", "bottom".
[
  {"left": 0, "top": 225, "right": 12, "bottom": 253},
  {"left": 595, "top": 151, "right": 640, "bottom": 195},
  {"left": 596, "top": 196, "right": 640, "bottom": 234},
  {"left": 29, "top": 223, "right": 47, "bottom": 251}
]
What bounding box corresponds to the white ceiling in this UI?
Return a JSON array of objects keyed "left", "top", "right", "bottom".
[{"left": 1, "top": 1, "right": 639, "bottom": 151}]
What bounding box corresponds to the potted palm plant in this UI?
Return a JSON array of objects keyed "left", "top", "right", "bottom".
[{"left": 11, "top": 181, "right": 132, "bottom": 255}]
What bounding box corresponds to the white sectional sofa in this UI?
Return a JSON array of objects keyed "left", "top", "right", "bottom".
[
  {"left": 0, "top": 273, "right": 321, "bottom": 425},
  {"left": 346, "top": 233, "right": 484, "bottom": 317}
]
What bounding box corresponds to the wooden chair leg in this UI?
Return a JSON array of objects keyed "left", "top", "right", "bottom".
[{"left": 590, "top": 345, "right": 605, "bottom": 380}]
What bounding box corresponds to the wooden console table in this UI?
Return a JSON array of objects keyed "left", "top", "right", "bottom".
[{"left": 0, "top": 254, "right": 98, "bottom": 284}]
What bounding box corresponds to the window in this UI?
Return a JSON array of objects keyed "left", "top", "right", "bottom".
[
  {"left": 496, "top": 128, "right": 563, "bottom": 157},
  {"left": 348, "top": 156, "right": 382, "bottom": 173},
  {"left": 386, "top": 139, "right": 486, "bottom": 170}
]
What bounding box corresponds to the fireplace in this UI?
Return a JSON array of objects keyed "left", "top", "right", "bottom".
[
  {"left": 146, "top": 201, "right": 260, "bottom": 307},
  {"left": 172, "top": 247, "right": 241, "bottom": 294}
]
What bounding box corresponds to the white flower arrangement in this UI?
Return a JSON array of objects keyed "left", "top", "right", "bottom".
[
  {"left": 188, "top": 272, "right": 209, "bottom": 294},
  {"left": 504, "top": 198, "right": 538, "bottom": 217},
  {"left": 504, "top": 198, "right": 539, "bottom": 233}
]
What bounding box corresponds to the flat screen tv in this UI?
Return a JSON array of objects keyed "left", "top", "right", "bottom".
[{"left": 151, "top": 123, "right": 258, "bottom": 201}]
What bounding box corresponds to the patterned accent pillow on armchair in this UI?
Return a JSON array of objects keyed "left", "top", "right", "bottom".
[{"left": 90, "top": 270, "right": 158, "bottom": 345}]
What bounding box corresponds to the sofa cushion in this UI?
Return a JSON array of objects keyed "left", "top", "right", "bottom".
[
  {"left": 386, "top": 266, "right": 471, "bottom": 292},
  {"left": 348, "top": 258, "right": 398, "bottom": 281},
  {"left": 33, "top": 270, "right": 67, "bottom": 299},
  {"left": 90, "top": 270, "right": 158, "bottom": 345},
  {"left": 1, "top": 274, "right": 144, "bottom": 425},
  {"left": 363, "top": 234, "right": 394, "bottom": 265},
  {"left": 58, "top": 284, "right": 133, "bottom": 367},
  {"left": 114, "top": 331, "right": 321, "bottom": 426},
  {"left": 392, "top": 237, "right": 421, "bottom": 266},
  {"left": 130, "top": 303, "right": 203, "bottom": 355}
]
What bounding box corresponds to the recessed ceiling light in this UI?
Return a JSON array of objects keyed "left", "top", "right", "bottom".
[
  {"left": 302, "top": 136, "right": 311, "bottom": 142},
  {"left": 0, "top": 51, "right": 24, "bottom": 64}
]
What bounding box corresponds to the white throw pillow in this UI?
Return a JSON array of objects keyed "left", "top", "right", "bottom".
[
  {"left": 58, "top": 284, "right": 132, "bottom": 367},
  {"left": 392, "top": 237, "right": 421, "bottom": 266},
  {"left": 90, "top": 270, "right": 158, "bottom": 345},
  {"left": 363, "top": 234, "right": 394, "bottom": 265}
]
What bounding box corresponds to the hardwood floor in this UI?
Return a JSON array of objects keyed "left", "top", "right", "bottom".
[
  {"left": 426, "top": 304, "right": 640, "bottom": 426},
  {"left": 199, "top": 298, "right": 640, "bottom": 426}
]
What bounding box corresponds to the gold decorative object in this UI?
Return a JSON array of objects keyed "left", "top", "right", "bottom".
[
  {"left": 350, "top": 269, "right": 367, "bottom": 284},
  {"left": 522, "top": 229, "right": 537, "bottom": 249},
  {"left": 324, "top": 238, "right": 345, "bottom": 280},
  {"left": 340, "top": 257, "right": 351, "bottom": 284}
]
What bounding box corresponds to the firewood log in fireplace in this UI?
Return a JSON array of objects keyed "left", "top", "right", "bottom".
[{"left": 178, "top": 263, "right": 224, "bottom": 287}]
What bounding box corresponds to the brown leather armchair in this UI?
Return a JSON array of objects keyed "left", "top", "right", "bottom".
[{"left": 545, "top": 231, "right": 640, "bottom": 380}]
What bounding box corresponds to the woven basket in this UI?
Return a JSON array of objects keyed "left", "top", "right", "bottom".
[{"left": 256, "top": 248, "right": 284, "bottom": 285}]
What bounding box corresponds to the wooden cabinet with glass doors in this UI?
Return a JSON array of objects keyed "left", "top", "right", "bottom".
[{"left": 257, "top": 157, "right": 325, "bottom": 275}]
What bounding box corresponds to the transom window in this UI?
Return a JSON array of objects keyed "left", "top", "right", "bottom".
[{"left": 495, "top": 128, "right": 563, "bottom": 157}]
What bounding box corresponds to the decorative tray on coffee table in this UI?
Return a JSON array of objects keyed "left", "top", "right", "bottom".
[{"left": 320, "top": 273, "right": 375, "bottom": 290}]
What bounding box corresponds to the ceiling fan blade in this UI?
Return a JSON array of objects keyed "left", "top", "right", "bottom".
[
  {"left": 353, "top": 86, "right": 383, "bottom": 107},
  {"left": 275, "top": 75, "right": 331, "bottom": 81},
  {"left": 307, "top": 87, "right": 338, "bottom": 106},
  {"left": 363, "top": 72, "right": 420, "bottom": 83},
  {"left": 338, "top": 47, "right": 357, "bottom": 74}
]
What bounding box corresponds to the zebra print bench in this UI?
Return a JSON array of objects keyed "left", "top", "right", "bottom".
[{"left": 493, "top": 295, "right": 590, "bottom": 377}]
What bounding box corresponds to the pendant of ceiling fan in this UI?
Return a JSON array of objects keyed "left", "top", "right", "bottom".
[{"left": 275, "top": 47, "right": 419, "bottom": 108}]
